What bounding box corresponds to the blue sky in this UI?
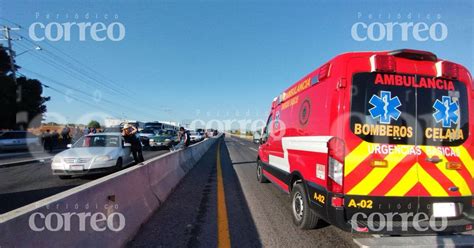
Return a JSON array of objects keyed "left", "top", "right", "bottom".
[{"left": 1, "top": 0, "right": 473, "bottom": 128}]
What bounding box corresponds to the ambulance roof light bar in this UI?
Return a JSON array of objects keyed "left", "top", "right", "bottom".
[
  {"left": 389, "top": 49, "right": 437, "bottom": 62},
  {"left": 370, "top": 54, "right": 396, "bottom": 72},
  {"left": 436, "top": 61, "right": 459, "bottom": 79}
]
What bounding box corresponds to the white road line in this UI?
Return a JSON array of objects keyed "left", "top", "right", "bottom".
[
  {"left": 248, "top": 147, "right": 258, "bottom": 152},
  {"left": 0, "top": 156, "right": 53, "bottom": 167},
  {"left": 239, "top": 142, "right": 245, "bottom": 146}
]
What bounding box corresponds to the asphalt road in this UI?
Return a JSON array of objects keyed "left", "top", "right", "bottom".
[
  {"left": 0, "top": 148, "right": 64, "bottom": 167},
  {"left": 129, "top": 136, "right": 362, "bottom": 248},
  {"left": 0, "top": 148, "right": 169, "bottom": 214}
]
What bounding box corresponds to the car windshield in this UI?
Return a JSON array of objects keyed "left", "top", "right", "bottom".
[
  {"left": 141, "top": 129, "right": 155, "bottom": 134},
  {"left": 145, "top": 123, "right": 162, "bottom": 129},
  {"left": 74, "top": 135, "right": 120, "bottom": 148},
  {"left": 158, "top": 130, "right": 174, "bottom": 135}
]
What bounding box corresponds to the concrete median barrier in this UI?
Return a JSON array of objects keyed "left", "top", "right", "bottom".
[{"left": 0, "top": 135, "right": 221, "bottom": 247}]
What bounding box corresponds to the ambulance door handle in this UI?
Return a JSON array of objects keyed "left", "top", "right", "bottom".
[{"left": 425, "top": 156, "right": 442, "bottom": 164}]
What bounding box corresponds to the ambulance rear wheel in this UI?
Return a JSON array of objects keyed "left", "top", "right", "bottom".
[
  {"left": 291, "top": 183, "right": 318, "bottom": 229},
  {"left": 256, "top": 160, "right": 269, "bottom": 183}
]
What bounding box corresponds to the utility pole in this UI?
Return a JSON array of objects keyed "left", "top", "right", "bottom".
[
  {"left": 1, "top": 25, "right": 22, "bottom": 129},
  {"left": 1, "top": 25, "right": 20, "bottom": 101}
]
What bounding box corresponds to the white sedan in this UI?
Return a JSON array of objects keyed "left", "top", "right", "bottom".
[
  {"left": 189, "top": 131, "right": 203, "bottom": 143},
  {"left": 51, "top": 133, "right": 134, "bottom": 179}
]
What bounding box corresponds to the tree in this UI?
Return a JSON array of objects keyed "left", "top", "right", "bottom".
[
  {"left": 0, "top": 44, "right": 49, "bottom": 129},
  {"left": 88, "top": 120, "right": 101, "bottom": 129},
  {"left": 17, "top": 76, "right": 50, "bottom": 127},
  {"left": 0, "top": 74, "right": 16, "bottom": 129}
]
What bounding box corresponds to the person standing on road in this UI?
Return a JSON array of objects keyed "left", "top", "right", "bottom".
[
  {"left": 172, "top": 127, "right": 190, "bottom": 151},
  {"left": 121, "top": 124, "right": 144, "bottom": 163},
  {"left": 61, "top": 125, "right": 71, "bottom": 147},
  {"left": 42, "top": 129, "right": 53, "bottom": 153},
  {"left": 51, "top": 130, "right": 59, "bottom": 151},
  {"left": 89, "top": 127, "right": 97, "bottom": 135}
]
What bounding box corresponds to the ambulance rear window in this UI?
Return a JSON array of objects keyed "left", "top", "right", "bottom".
[{"left": 350, "top": 72, "right": 469, "bottom": 146}]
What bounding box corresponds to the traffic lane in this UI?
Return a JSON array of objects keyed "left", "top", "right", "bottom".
[
  {"left": 227, "top": 134, "right": 260, "bottom": 148},
  {"left": 0, "top": 149, "right": 64, "bottom": 168},
  {"left": 131, "top": 136, "right": 359, "bottom": 247},
  {"left": 129, "top": 139, "right": 262, "bottom": 247},
  {"left": 0, "top": 149, "right": 169, "bottom": 214},
  {"left": 224, "top": 136, "right": 360, "bottom": 247}
]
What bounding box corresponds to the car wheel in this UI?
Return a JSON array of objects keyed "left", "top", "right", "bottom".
[
  {"left": 58, "top": 175, "right": 72, "bottom": 180},
  {"left": 115, "top": 158, "right": 123, "bottom": 171},
  {"left": 256, "top": 160, "right": 269, "bottom": 183},
  {"left": 291, "top": 183, "right": 319, "bottom": 229}
]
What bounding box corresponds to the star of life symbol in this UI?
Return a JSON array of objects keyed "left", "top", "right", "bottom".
[
  {"left": 369, "top": 91, "right": 402, "bottom": 124},
  {"left": 433, "top": 96, "right": 459, "bottom": 128}
]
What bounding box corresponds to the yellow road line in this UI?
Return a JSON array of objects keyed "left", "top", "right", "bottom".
[{"left": 217, "top": 141, "right": 231, "bottom": 248}]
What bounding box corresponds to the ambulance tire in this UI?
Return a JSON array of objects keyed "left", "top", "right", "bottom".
[
  {"left": 291, "top": 183, "right": 318, "bottom": 229},
  {"left": 256, "top": 160, "right": 269, "bottom": 183}
]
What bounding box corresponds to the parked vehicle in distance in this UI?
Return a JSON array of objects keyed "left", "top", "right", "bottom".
[
  {"left": 189, "top": 131, "right": 203, "bottom": 143},
  {"left": 138, "top": 128, "right": 158, "bottom": 147},
  {"left": 206, "top": 129, "right": 215, "bottom": 137},
  {"left": 103, "top": 125, "right": 122, "bottom": 133},
  {"left": 257, "top": 49, "right": 473, "bottom": 234},
  {"left": 144, "top": 122, "right": 162, "bottom": 130},
  {"left": 196, "top": 128, "right": 205, "bottom": 135},
  {"left": 144, "top": 121, "right": 178, "bottom": 131},
  {"left": 51, "top": 133, "right": 133, "bottom": 179},
  {"left": 149, "top": 129, "right": 179, "bottom": 149},
  {"left": 0, "top": 131, "right": 41, "bottom": 151}
]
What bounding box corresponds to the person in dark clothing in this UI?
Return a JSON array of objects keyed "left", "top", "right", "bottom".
[
  {"left": 121, "top": 124, "right": 144, "bottom": 163},
  {"left": 61, "top": 126, "right": 71, "bottom": 147},
  {"left": 42, "top": 129, "right": 53, "bottom": 153},
  {"left": 51, "top": 130, "right": 59, "bottom": 150},
  {"left": 171, "top": 127, "right": 190, "bottom": 151}
]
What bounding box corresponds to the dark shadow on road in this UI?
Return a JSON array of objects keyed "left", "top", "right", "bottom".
[
  {"left": 219, "top": 141, "right": 262, "bottom": 247},
  {"left": 0, "top": 185, "right": 80, "bottom": 214},
  {"left": 232, "top": 161, "right": 255, "bottom": 165}
]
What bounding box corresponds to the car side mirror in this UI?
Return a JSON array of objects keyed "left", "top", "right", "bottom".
[
  {"left": 123, "top": 143, "right": 132, "bottom": 147},
  {"left": 258, "top": 138, "right": 263, "bottom": 144},
  {"left": 67, "top": 144, "right": 72, "bottom": 148}
]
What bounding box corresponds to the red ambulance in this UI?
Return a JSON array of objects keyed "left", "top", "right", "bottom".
[{"left": 256, "top": 49, "right": 474, "bottom": 234}]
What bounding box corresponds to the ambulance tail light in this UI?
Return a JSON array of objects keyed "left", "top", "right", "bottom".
[
  {"left": 328, "top": 138, "right": 345, "bottom": 194},
  {"left": 370, "top": 55, "right": 396, "bottom": 72},
  {"left": 436, "top": 61, "right": 459, "bottom": 79}
]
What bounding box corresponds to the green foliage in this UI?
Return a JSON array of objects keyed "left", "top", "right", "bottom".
[
  {"left": 0, "top": 45, "right": 49, "bottom": 129},
  {"left": 0, "top": 74, "right": 16, "bottom": 128},
  {"left": 88, "top": 120, "right": 101, "bottom": 129}
]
